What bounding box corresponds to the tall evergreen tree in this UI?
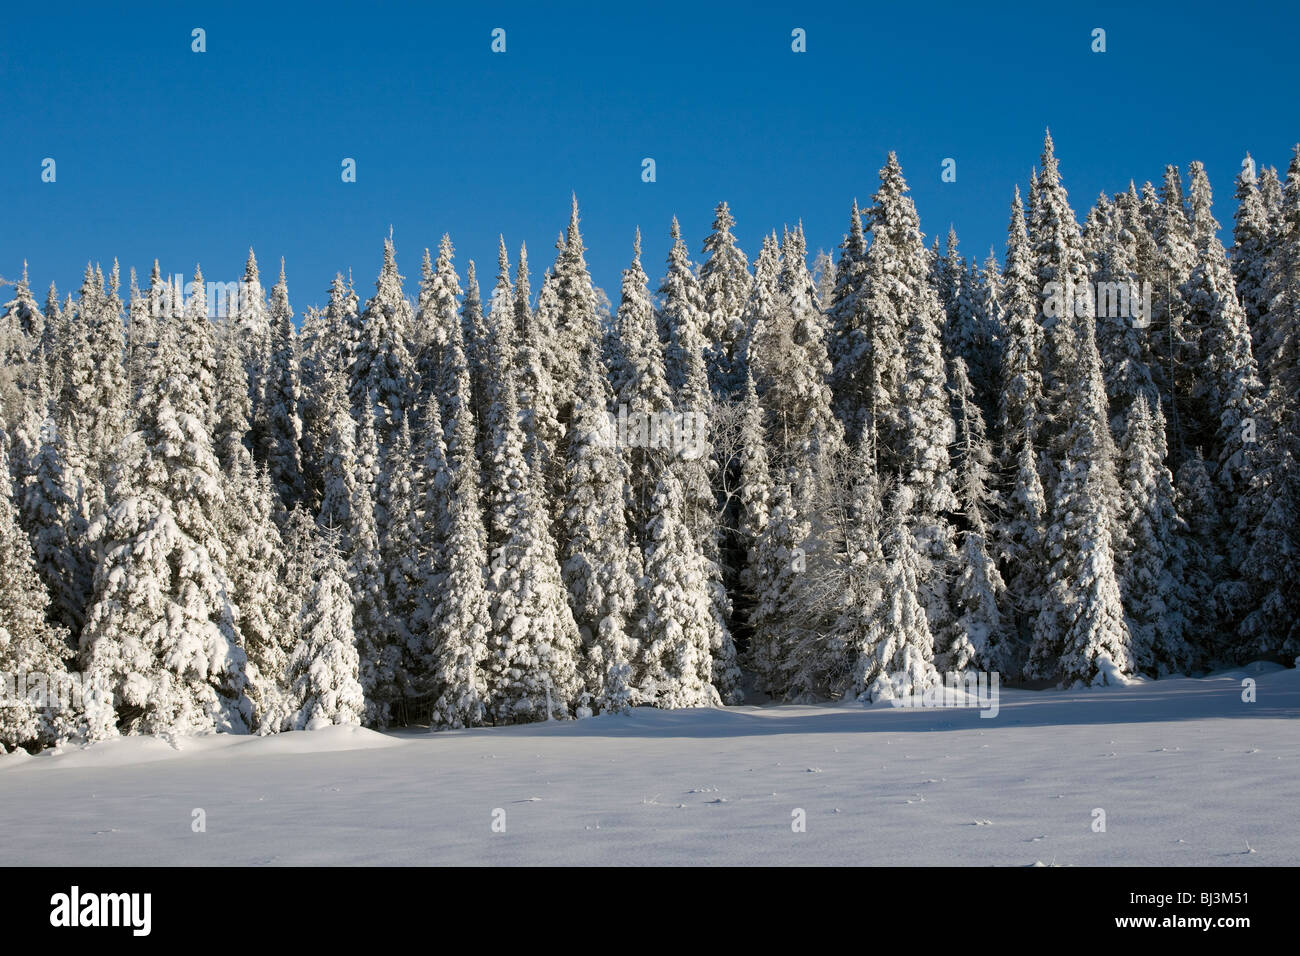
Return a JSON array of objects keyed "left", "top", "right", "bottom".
[
  {"left": 849, "top": 487, "right": 940, "bottom": 703},
  {"left": 482, "top": 334, "right": 581, "bottom": 723},
  {"left": 353, "top": 237, "right": 416, "bottom": 442},
  {"left": 1116, "top": 395, "right": 1195, "bottom": 674},
  {"left": 263, "top": 261, "right": 306, "bottom": 509},
  {"left": 0, "top": 453, "right": 74, "bottom": 753},
  {"left": 287, "top": 528, "right": 365, "bottom": 730},
  {"left": 698, "top": 201, "right": 753, "bottom": 396},
  {"left": 80, "top": 312, "right": 253, "bottom": 738}
]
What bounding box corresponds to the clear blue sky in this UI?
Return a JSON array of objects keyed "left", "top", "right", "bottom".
[{"left": 3, "top": 0, "right": 1296, "bottom": 313}]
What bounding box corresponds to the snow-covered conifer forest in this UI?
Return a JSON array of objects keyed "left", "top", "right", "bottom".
[{"left": 3, "top": 135, "right": 1300, "bottom": 755}]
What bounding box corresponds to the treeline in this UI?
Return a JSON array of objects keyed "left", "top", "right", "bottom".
[{"left": 1, "top": 132, "right": 1297, "bottom": 752}]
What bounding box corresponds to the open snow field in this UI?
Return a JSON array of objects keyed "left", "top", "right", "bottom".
[{"left": 3, "top": 664, "right": 1297, "bottom": 866}]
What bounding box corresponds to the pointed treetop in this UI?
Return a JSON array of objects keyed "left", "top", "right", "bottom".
[
  {"left": 712, "top": 200, "right": 735, "bottom": 232},
  {"left": 244, "top": 248, "right": 259, "bottom": 281},
  {"left": 632, "top": 227, "right": 642, "bottom": 261},
  {"left": 567, "top": 194, "right": 582, "bottom": 249},
  {"left": 1038, "top": 130, "right": 1060, "bottom": 187}
]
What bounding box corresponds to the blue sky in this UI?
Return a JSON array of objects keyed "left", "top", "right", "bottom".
[{"left": 2, "top": 0, "right": 1296, "bottom": 313}]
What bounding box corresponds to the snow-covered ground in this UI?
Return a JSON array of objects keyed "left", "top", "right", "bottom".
[{"left": 3, "top": 664, "right": 1297, "bottom": 866}]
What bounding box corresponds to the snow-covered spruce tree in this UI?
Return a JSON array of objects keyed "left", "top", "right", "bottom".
[
  {"left": 377, "top": 413, "right": 422, "bottom": 714},
  {"left": 482, "top": 333, "right": 581, "bottom": 723},
  {"left": 1116, "top": 395, "right": 1195, "bottom": 675},
  {"left": 0, "top": 453, "right": 74, "bottom": 753},
  {"left": 1181, "top": 165, "right": 1266, "bottom": 523},
  {"left": 812, "top": 249, "right": 836, "bottom": 312},
  {"left": 699, "top": 201, "right": 753, "bottom": 396},
  {"left": 660, "top": 217, "right": 710, "bottom": 395},
  {"left": 213, "top": 320, "right": 291, "bottom": 731},
  {"left": 823, "top": 438, "right": 885, "bottom": 696},
  {"left": 997, "top": 423, "right": 1047, "bottom": 675},
  {"left": 562, "top": 358, "right": 641, "bottom": 714},
  {"left": 79, "top": 311, "right": 254, "bottom": 739},
  {"left": 403, "top": 396, "right": 446, "bottom": 701},
  {"left": 478, "top": 237, "right": 517, "bottom": 461},
  {"left": 418, "top": 237, "right": 469, "bottom": 443},
  {"left": 611, "top": 230, "right": 675, "bottom": 535},
  {"left": 234, "top": 249, "right": 272, "bottom": 457},
  {"left": 936, "top": 227, "right": 988, "bottom": 390},
  {"left": 1237, "top": 147, "right": 1300, "bottom": 660},
  {"left": 550, "top": 197, "right": 607, "bottom": 441},
  {"left": 636, "top": 462, "right": 721, "bottom": 709},
  {"left": 460, "top": 260, "right": 493, "bottom": 462},
  {"left": 1258, "top": 150, "right": 1300, "bottom": 418},
  {"left": 54, "top": 265, "right": 128, "bottom": 512},
  {"left": 967, "top": 252, "right": 1006, "bottom": 426},
  {"left": 279, "top": 504, "right": 321, "bottom": 658},
  {"left": 997, "top": 186, "right": 1046, "bottom": 468},
  {"left": 1027, "top": 311, "right": 1132, "bottom": 683},
  {"left": 286, "top": 527, "right": 365, "bottom": 731},
  {"left": 515, "top": 260, "right": 565, "bottom": 504},
  {"left": 872, "top": 175, "right": 962, "bottom": 659},
  {"left": 742, "top": 225, "right": 840, "bottom": 694},
  {"left": 946, "top": 357, "right": 1009, "bottom": 673},
  {"left": 261, "top": 261, "right": 306, "bottom": 510},
  {"left": 39, "top": 280, "right": 64, "bottom": 398},
  {"left": 849, "top": 485, "right": 940, "bottom": 703},
  {"left": 742, "top": 469, "right": 807, "bottom": 699},
  {"left": 658, "top": 218, "right": 740, "bottom": 702},
  {"left": 348, "top": 402, "right": 397, "bottom": 727},
  {"left": 213, "top": 314, "right": 255, "bottom": 471},
  {"left": 733, "top": 370, "right": 772, "bottom": 643},
  {"left": 0, "top": 264, "right": 46, "bottom": 421},
  {"left": 1092, "top": 194, "right": 1159, "bottom": 435},
  {"left": 1233, "top": 155, "right": 1273, "bottom": 342},
  {"left": 752, "top": 225, "right": 845, "bottom": 514},
  {"left": 855, "top": 156, "right": 934, "bottom": 485},
  {"left": 826, "top": 199, "right": 872, "bottom": 441},
  {"left": 440, "top": 308, "right": 488, "bottom": 556},
  {"left": 179, "top": 264, "right": 220, "bottom": 433},
  {"left": 1170, "top": 451, "right": 1218, "bottom": 655},
  {"left": 422, "top": 385, "right": 491, "bottom": 729},
  {"left": 513, "top": 242, "right": 532, "bottom": 345},
  {"left": 19, "top": 414, "right": 92, "bottom": 643},
  {"left": 300, "top": 275, "right": 358, "bottom": 510},
  {"left": 352, "top": 237, "right": 416, "bottom": 443},
  {"left": 316, "top": 365, "right": 357, "bottom": 535},
  {"left": 1146, "top": 166, "right": 1198, "bottom": 459},
  {"left": 1259, "top": 163, "right": 1285, "bottom": 226},
  {"left": 1031, "top": 132, "right": 1091, "bottom": 439},
  {"left": 123, "top": 271, "right": 153, "bottom": 405},
  {"left": 226, "top": 463, "right": 293, "bottom": 733}
]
